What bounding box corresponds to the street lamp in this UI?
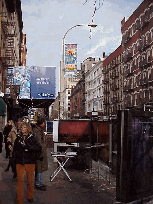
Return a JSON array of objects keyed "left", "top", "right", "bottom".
[
  {"left": 59, "top": 23, "right": 97, "bottom": 120},
  {"left": 60, "top": 23, "right": 97, "bottom": 93}
]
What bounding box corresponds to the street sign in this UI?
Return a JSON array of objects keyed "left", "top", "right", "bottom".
[{"left": 92, "top": 111, "right": 98, "bottom": 116}]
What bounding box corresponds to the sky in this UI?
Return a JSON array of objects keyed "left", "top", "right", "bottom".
[{"left": 21, "top": 0, "right": 143, "bottom": 95}]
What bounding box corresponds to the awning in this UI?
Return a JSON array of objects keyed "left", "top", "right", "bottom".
[{"left": 0, "top": 97, "right": 6, "bottom": 116}]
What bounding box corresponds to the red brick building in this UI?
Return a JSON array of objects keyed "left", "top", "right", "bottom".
[
  {"left": 70, "top": 76, "right": 85, "bottom": 118},
  {"left": 103, "top": 0, "right": 153, "bottom": 116},
  {"left": 103, "top": 45, "right": 123, "bottom": 116},
  {"left": 122, "top": 0, "right": 153, "bottom": 110}
]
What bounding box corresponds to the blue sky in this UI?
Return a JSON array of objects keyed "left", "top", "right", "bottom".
[{"left": 21, "top": 0, "right": 143, "bottom": 95}]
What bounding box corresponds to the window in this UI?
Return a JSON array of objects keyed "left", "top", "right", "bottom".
[
  {"left": 132, "top": 24, "right": 135, "bottom": 35},
  {"left": 151, "top": 29, "right": 153, "bottom": 41},
  {"left": 134, "top": 76, "right": 136, "bottom": 87},
  {"left": 149, "top": 89, "right": 152, "bottom": 100},
  {"left": 142, "top": 55, "right": 145, "bottom": 65},
  {"left": 137, "top": 39, "right": 141, "bottom": 51},
  {"left": 147, "top": 50, "right": 151, "bottom": 63},
  {"left": 148, "top": 69, "right": 151, "bottom": 81},
  {"left": 150, "top": 4, "right": 153, "bottom": 18},
  {"left": 133, "top": 44, "right": 135, "bottom": 55},
  {"left": 139, "top": 74, "right": 142, "bottom": 85},
  {"left": 141, "top": 36, "right": 145, "bottom": 47},
  {"left": 138, "top": 56, "right": 141, "bottom": 68},
  {"left": 68, "top": 90, "right": 70, "bottom": 94},
  {"left": 135, "top": 94, "right": 137, "bottom": 106},
  {"left": 146, "top": 32, "right": 150, "bottom": 44},
  {"left": 136, "top": 19, "right": 140, "bottom": 30}
]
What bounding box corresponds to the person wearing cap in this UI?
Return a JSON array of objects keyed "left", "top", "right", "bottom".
[{"left": 32, "top": 116, "right": 48, "bottom": 191}]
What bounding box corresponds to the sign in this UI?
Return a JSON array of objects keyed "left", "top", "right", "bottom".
[
  {"left": 65, "top": 44, "right": 77, "bottom": 72},
  {"left": 92, "top": 111, "right": 98, "bottom": 116},
  {"left": 30, "top": 66, "right": 56, "bottom": 99},
  {"left": 93, "top": 98, "right": 98, "bottom": 111},
  {"left": 7, "top": 66, "right": 56, "bottom": 100},
  {"left": 12, "top": 66, "right": 31, "bottom": 99}
]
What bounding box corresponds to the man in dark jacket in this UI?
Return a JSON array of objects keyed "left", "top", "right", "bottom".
[
  {"left": 3, "top": 120, "right": 12, "bottom": 158},
  {"left": 32, "top": 117, "right": 48, "bottom": 191}
]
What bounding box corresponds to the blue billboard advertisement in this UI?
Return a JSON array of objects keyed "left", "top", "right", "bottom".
[
  {"left": 30, "top": 66, "right": 56, "bottom": 99},
  {"left": 65, "top": 44, "right": 77, "bottom": 72},
  {"left": 7, "top": 66, "right": 56, "bottom": 99}
]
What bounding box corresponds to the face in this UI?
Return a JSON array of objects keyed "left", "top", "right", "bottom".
[
  {"left": 8, "top": 121, "right": 11, "bottom": 125},
  {"left": 21, "top": 125, "right": 28, "bottom": 135},
  {"left": 17, "top": 120, "right": 22, "bottom": 128}
]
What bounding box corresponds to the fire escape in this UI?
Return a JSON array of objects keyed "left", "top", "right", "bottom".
[
  {"left": 1, "top": 13, "right": 17, "bottom": 68},
  {"left": 0, "top": 12, "right": 20, "bottom": 103}
]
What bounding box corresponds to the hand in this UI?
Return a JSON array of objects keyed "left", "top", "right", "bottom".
[{"left": 8, "top": 145, "right": 12, "bottom": 150}]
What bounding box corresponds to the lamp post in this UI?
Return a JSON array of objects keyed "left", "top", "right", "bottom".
[
  {"left": 59, "top": 23, "right": 97, "bottom": 119},
  {"left": 60, "top": 23, "right": 97, "bottom": 93}
]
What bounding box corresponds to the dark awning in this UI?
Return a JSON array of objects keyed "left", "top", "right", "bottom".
[{"left": 0, "top": 97, "right": 6, "bottom": 116}]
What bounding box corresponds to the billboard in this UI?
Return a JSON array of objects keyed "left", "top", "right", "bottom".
[
  {"left": 7, "top": 66, "right": 56, "bottom": 100},
  {"left": 65, "top": 44, "right": 77, "bottom": 72},
  {"left": 7, "top": 66, "right": 31, "bottom": 99},
  {"left": 30, "top": 66, "right": 56, "bottom": 99}
]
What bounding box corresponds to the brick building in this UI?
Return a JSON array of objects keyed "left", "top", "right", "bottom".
[
  {"left": 0, "top": 0, "right": 23, "bottom": 126},
  {"left": 103, "top": 45, "right": 123, "bottom": 116},
  {"left": 122, "top": 0, "right": 153, "bottom": 111},
  {"left": 70, "top": 75, "right": 85, "bottom": 118},
  {"left": 102, "top": 0, "right": 153, "bottom": 116}
]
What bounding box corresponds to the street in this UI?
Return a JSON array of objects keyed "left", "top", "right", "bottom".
[{"left": 0, "top": 144, "right": 115, "bottom": 204}]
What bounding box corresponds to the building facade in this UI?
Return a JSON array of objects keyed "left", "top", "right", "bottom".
[
  {"left": 85, "top": 59, "right": 104, "bottom": 117},
  {"left": 60, "top": 71, "right": 82, "bottom": 119},
  {"left": 70, "top": 75, "right": 85, "bottom": 118},
  {"left": 21, "top": 33, "right": 27, "bottom": 66},
  {"left": 103, "top": 45, "right": 123, "bottom": 116},
  {"left": 121, "top": 0, "right": 153, "bottom": 111},
  {"left": 0, "top": 0, "right": 23, "bottom": 127}
]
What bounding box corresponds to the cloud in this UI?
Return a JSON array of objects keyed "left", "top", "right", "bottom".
[{"left": 87, "top": 39, "right": 107, "bottom": 55}]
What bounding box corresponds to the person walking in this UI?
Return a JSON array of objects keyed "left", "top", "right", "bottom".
[
  {"left": 32, "top": 117, "right": 48, "bottom": 191},
  {"left": 3, "top": 120, "right": 12, "bottom": 158},
  {"left": 13, "top": 122, "right": 42, "bottom": 204},
  {"left": 17, "top": 118, "right": 23, "bottom": 133},
  {"left": 5, "top": 120, "right": 17, "bottom": 177}
]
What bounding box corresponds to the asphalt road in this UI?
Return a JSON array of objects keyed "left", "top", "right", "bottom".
[{"left": 0, "top": 143, "right": 115, "bottom": 204}]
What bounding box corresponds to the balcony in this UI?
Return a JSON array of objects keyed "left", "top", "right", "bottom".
[
  {"left": 122, "top": 32, "right": 131, "bottom": 45},
  {"left": 127, "top": 85, "right": 134, "bottom": 91},
  {"left": 123, "top": 52, "right": 132, "bottom": 63},
  {"left": 139, "top": 80, "right": 143, "bottom": 86},
  {"left": 139, "top": 62, "right": 143, "bottom": 69},
  {"left": 123, "top": 87, "right": 128, "bottom": 92},
  {"left": 140, "top": 16, "right": 149, "bottom": 29},
  {"left": 137, "top": 44, "right": 142, "bottom": 52},
  {"left": 142, "top": 40, "right": 150, "bottom": 51},
  {"left": 104, "top": 78, "right": 109, "bottom": 84},
  {"left": 124, "top": 103, "right": 133, "bottom": 108},
  {"left": 135, "top": 21, "right": 141, "bottom": 30}
]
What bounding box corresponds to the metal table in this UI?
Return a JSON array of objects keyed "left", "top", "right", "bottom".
[{"left": 50, "top": 152, "right": 77, "bottom": 182}]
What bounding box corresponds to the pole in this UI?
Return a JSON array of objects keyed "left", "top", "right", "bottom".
[{"left": 60, "top": 24, "right": 97, "bottom": 119}]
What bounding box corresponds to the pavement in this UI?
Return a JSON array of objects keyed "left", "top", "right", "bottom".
[{"left": 0, "top": 143, "right": 116, "bottom": 204}]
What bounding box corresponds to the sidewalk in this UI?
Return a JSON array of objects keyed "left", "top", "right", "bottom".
[{"left": 0, "top": 143, "right": 115, "bottom": 204}]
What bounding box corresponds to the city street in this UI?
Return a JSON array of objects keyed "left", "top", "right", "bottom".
[{"left": 0, "top": 144, "right": 115, "bottom": 204}]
